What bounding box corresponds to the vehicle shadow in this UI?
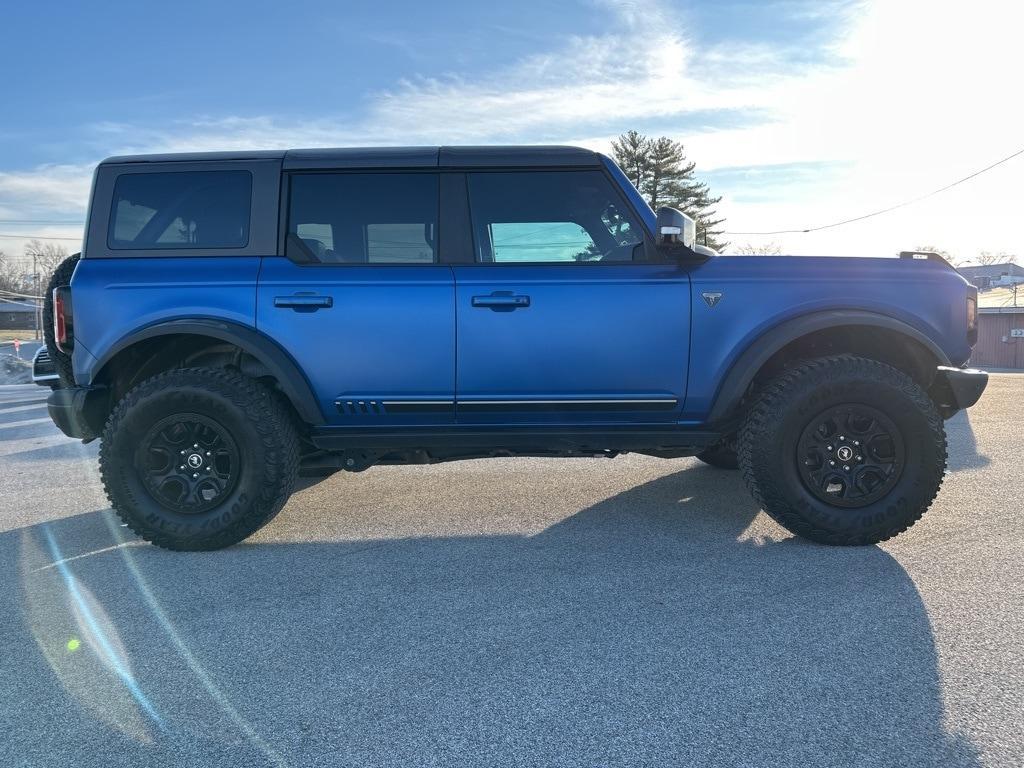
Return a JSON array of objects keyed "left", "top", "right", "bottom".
[
  {"left": 944, "top": 411, "right": 990, "bottom": 472},
  {"left": 1, "top": 461, "right": 980, "bottom": 767}
]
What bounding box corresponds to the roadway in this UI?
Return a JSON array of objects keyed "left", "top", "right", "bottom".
[{"left": 0, "top": 375, "right": 1021, "bottom": 767}]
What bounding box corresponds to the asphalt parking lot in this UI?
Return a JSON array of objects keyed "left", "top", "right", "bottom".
[{"left": 1, "top": 375, "right": 1021, "bottom": 767}]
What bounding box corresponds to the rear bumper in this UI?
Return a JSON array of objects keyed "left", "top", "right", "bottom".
[
  {"left": 31, "top": 348, "right": 59, "bottom": 386},
  {"left": 47, "top": 386, "right": 106, "bottom": 441},
  {"left": 930, "top": 366, "right": 988, "bottom": 418}
]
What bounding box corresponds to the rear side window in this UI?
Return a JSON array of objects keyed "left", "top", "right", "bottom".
[
  {"left": 467, "top": 171, "right": 643, "bottom": 263},
  {"left": 108, "top": 170, "right": 252, "bottom": 250},
  {"left": 286, "top": 173, "right": 438, "bottom": 264}
]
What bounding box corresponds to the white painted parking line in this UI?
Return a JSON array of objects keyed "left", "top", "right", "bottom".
[
  {"left": 0, "top": 416, "right": 53, "bottom": 430},
  {"left": 0, "top": 434, "right": 76, "bottom": 458},
  {"left": 0, "top": 402, "right": 48, "bottom": 416}
]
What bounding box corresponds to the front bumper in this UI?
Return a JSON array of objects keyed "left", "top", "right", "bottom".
[
  {"left": 930, "top": 366, "right": 988, "bottom": 418},
  {"left": 47, "top": 386, "right": 107, "bottom": 441}
]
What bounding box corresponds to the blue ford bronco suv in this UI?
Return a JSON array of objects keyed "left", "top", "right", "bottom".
[{"left": 43, "top": 146, "right": 988, "bottom": 551}]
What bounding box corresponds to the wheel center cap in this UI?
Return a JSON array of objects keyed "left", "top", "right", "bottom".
[
  {"left": 187, "top": 453, "right": 204, "bottom": 469},
  {"left": 836, "top": 445, "right": 854, "bottom": 462}
]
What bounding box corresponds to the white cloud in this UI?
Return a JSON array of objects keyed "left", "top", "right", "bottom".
[
  {"left": 687, "top": 0, "right": 1024, "bottom": 258},
  {"left": 2, "top": 0, "right": 1022, "bottom": 261},
  {"left": 0, "top": 165, "right": 91, "bottom": 252},
  {"left": 0, "top": 164, "right": 92, "bottom": 215}
]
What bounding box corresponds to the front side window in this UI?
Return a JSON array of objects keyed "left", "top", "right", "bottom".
[
  {"left": 489, "top": 222, "right": 599, "bottom": 263},
  {"left": 109, "top": 170, "right": 252, "bottom": 249},
  {"left": 467, "top": 171, "right": 643, "bottom": 263},
  {"left": 287, "top": 173, "right": 438, "bottom": 264}
]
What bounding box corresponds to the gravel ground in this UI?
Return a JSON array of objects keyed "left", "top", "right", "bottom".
[{"left": 0, "top": 375, "right": 1021, "bottom": 767}]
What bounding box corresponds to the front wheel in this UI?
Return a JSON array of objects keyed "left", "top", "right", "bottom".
[
  {"left": 737, "top": 356, "right": 947, "bottom": 545},
  {"left": 99, "top": 368, "right": 299, "bottom": 551}
]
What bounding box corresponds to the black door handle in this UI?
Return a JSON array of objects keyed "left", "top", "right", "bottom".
[
  {"left": 472, "top": 294, "right": 530, "bottom": 310},
  {"left": 274, "top": 295, "right": 333, "bottom": 311}
]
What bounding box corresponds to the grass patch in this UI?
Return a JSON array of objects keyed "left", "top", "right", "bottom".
[{"left": 0, "top": 330, "right": 40, "bottom": 342}]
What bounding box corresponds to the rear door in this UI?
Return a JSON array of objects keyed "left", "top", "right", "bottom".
[
  {"left": 257, "top": 170, "right": 455, "bottom": 426},
  {"left": 451, "top": 169, "right": 691, "bottom": 424},
  {"left": 75, "top": 159, "right": 279, "bottom": 381}
]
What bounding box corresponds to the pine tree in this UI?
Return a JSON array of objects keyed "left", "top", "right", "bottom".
[
  {"left": 611, "top": 131, "right": 726, "bottom": 250},
  {"left": 610, "top": 130, "right": 650, "bottom": 192}
]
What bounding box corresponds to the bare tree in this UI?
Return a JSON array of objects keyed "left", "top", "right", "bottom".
[
  {"left": 734, "top": 242, "right": 782, "bottom": 255},
  {"left": 23, "top": 239, "right": 69, "bottom": 291},
  {"left": 975, "top": 250, "right": 1013, "bottom": 266},
  {"left": 0, "top": 251, "right": 28, "bottom": 294}
]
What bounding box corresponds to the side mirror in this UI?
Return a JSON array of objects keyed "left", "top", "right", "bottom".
[{"left": 656, "top": 207, "right": 696, "bottom": 249}]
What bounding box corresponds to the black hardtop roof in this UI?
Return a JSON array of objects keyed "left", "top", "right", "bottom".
[{"left": 100, "top": 145, "right": 604, "bottom": 169}]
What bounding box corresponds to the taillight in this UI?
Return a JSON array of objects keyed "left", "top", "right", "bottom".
[
  {"left": 966, "top": 293, "right": 978, "bottom": 346},
  {"left": 53, "top": 286, "right": 73, "bottom": 354}
]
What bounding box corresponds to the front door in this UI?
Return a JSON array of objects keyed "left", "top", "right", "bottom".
[
  {"left": 257, "top": 171, "right": 455, "bottom": 426},
  {"left": 452, "top": 170, "right": 690, "bottom": 424}
]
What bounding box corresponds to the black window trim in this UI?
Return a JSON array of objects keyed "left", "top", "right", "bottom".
[
  {"left": 276, "top": 164, "right": 666, "bottom": 267},
  {"left": 84, "top": 159, "right": 280, "bottom": 259},
  {"left": 280, "top": 168, "right": 444, "bottom": 267}
]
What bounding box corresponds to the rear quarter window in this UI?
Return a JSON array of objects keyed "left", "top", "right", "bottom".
[{"left": 108, "top": 170, "right": 252, "bottom": 250}]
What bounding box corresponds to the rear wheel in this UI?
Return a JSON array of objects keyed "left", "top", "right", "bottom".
[
  {"left": 100, "top": 368, "right": 299, "bottom": 551},
  {"left": 737, "top": 356, "right": 946, "bottom": 545},
  {"left": 42, "top": 253, "right": 80, "bottom": 388}
]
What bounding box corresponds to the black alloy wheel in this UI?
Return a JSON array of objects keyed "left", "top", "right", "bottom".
[
  {"left": 796, "top": 404, "right": 904, "bottom": 508},
  {"left": 138, "top": 413, "right": 241, "bottom": 514}
]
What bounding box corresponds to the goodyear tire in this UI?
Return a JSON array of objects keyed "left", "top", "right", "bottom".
[
  {"left": 696, "top": 438, "right": 738, "bottom": 470},
  {"left": 100, "top": 368, "right": 299, "bottom": 551},
  {"left": 42, "top": 253, "right": 80, "bottom": 388},
  {"left": 737, "top": 356, "right": 946, "bottom": 545}
]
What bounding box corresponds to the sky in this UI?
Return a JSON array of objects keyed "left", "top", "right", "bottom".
[{"left": 0, "top": 0, "right": 1021, "bottom": 263}]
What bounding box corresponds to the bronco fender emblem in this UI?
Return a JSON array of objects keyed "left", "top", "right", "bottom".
[{"left": 702, "top": 291, "right": 723, "bottom": 308}]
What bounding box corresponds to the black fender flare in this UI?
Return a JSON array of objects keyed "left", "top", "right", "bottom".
[
  {"left": 706, "top": 310, "right": 951, "bottom": 424},
  {"left": 90, "top": 318, "right": 325, "bottom": 425}
]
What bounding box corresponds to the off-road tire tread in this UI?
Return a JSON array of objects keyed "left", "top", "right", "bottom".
[
  {"left": 42, "top": 253, "right": 81, "bottom": 388},
  {"left": 99, "top": 367, "right": 299, "bottom": 551},
  {"left": 737, "top": 355, "right": 947, "bottom": 545}
]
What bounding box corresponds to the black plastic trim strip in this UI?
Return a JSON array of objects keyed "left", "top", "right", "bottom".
[
  {"left": 706, "top": 309, "right": 953, "bottom": 424},
  {"left": 91, "top": 318, "right": 324, "bottom": 425},
  {"left": 457, "top": 399, "right": 677, "bottom": 412},
  {"left": 310, "top": 425, "right": 721, "bottom": 452}
]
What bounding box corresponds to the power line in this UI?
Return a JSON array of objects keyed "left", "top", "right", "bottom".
[
  {"left": 0, "top": 232, "right": 82, "bottom": 241},
  {"left": 0, "top": 297, "right": 42, "bottom": 305},
  {"left": 0, "top": 219, "right": 85, "bottom": 224},
  {"left": 1000, "top": 284, "right": 1020, "bottom": 308},
  {"left": 0, "top": 290, "right": 43, "bottom": 302},
  {"left": 724, "top": 146, "right": 1024, "bottom": 236}
]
